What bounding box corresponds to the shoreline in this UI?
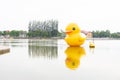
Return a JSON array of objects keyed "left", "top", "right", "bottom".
[
  {"left": 87, "top": 38, "right": 120, "bottom": 40},
  {"left": 0, "top": 37, "right": 120, "bottom": 40}
]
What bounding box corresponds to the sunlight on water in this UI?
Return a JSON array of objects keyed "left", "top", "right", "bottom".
[{"left": 0, "top": 39, "right": 120, "bottom": 80}]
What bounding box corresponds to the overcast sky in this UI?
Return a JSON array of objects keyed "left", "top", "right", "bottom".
[{"left": 0, "top": 0, "right": 120, "bottom": 32}]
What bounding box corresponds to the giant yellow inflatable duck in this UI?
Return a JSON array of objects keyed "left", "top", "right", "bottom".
[
  {"left": 65, "top": 23, "right": 86, "bottom": 47},
  {"left": 65, "top": 47, "right": 86, "bottom": 70}
]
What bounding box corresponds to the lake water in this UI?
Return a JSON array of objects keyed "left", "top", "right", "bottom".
[{"left": 0, "top": 39, "right": 120, "bottom": 80}]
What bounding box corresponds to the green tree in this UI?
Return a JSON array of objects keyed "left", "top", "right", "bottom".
[
  {"left": 10, "top": 30, "right": 19, "bottom": 37},
  {"left": 92, "top": 30, "right": 111, "bottom": 38},
  {"left": 28, "top": 19, "right": 59, "bottom": 38},
  {"left": 0, "top": 31, "right": 3, "bottom": 35},
  {"left": 111, "top": 32, "right": 120, "bottom": 38},
  {"left": 105, "top": 30, "right": 110, "bottom": 37}
]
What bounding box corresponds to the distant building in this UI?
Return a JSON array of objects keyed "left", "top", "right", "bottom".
[{"left": 19, "top": 31, "right": 27, "bottom": 38}]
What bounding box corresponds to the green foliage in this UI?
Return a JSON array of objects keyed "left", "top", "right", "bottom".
[
  {"left": 92, "top": 30, "right": 110, "bottom": 38},
  {"left": 0, "top": 31, "right": 3, "bottom": 35},
  {"left": 10, "top": 30, "right": 19, "bottom": 37},
  {"left": 92, "top": 30, "right": 120, "bottom": 38},
  {"left": 2, "top": 31, "right": 10, "bottom": 35},
  {"left": 28, "top": 20, "right": 59, "bottom": 38},
  {"left": 0, "top": 30, "right": 27, "bottom": 38},
  {"left": 111, "top": 32, "right": 120, "bottom": 38}
]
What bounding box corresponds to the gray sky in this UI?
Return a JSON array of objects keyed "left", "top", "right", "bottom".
[{"left": 0, "top": 0, "right": 120, "bottom": 32}]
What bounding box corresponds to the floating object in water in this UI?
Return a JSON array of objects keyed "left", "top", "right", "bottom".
[
  {"left": 65, "top": 47, "right": 86, "bottom": 70},
  {"left": 64, "top": 23, "right": 86, "bottom": 47},
  {"left": 0, "top": 46, "right": 10, "bottom": 55},
  {"left": 89, "top": 41, "right": 95, "bottom": 48}
]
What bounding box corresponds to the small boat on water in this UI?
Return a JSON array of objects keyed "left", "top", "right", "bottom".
[
  {"left": 0, "top": 46, "right": 10, "bottom": 55},
  {"left": 89, "top": 41, "right": 95, "bottom": 48}
]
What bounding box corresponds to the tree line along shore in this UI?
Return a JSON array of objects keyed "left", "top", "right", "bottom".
[
  {"left": 0, "top": 20, "right": 120, "bottom": 39},
  {"left": 0, "top": 30, "right": 120, "bottom": 39}
]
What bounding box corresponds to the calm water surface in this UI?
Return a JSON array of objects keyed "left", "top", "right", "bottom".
[{"left": 0, "top": 39, "right": 120, "bottom": 80}]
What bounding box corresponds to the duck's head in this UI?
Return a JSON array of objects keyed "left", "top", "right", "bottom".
[{"left": 65, "top": 23, "right": 80, "bottom": 35}]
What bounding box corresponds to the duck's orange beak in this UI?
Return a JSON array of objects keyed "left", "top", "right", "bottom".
[{"left": 65, "top": 30, "right": 72, "bottom": 34}]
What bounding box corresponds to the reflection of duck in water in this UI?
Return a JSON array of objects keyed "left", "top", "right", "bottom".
[
  {"left": 89, "top": 47, "right": 95, "bottom": 54},
  {"left": 64, "top": 23, "right": 86, "bottom": 47},
  {"left": 65, "top": 47, "right": 86, "bottom": 70}
]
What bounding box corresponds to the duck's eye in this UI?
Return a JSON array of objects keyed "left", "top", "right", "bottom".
[{"left": 72, "top": 27, "right": 75, "bottom": 30}]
